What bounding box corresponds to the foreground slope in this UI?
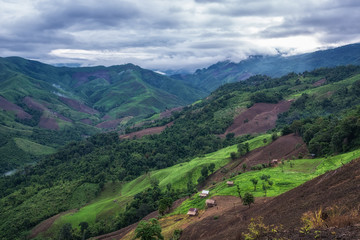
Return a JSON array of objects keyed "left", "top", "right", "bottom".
[{"left": 180, "top": 157, "right": 360, "bottom": 240}]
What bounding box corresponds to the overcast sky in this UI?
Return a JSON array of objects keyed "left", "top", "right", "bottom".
[{"left": 1, "top": 0, "right": 360, "bottom": 72}]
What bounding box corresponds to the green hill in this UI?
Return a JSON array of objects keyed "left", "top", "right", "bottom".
[{"left": 0, "top": 57, "right": 206, "bottom": 174}]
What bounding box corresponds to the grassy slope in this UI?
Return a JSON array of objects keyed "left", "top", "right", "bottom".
[
  {"left": 13, "top": 138, "right": 56, "bottom": 156},
  {"left": 172, "top": 149, "right": 360, "bottom": 215},
  {"left": 49, "top": 134, "right": 272, "bottom": 232}
]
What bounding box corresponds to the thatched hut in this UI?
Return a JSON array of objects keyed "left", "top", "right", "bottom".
[
  {"left": 187, "top": 208, "right": 198, "bottom": 216},
  {"left": 226, "top": 181, "right": 234, "bottom": 186},
  {"left": 205, "top": 199, "right": 217, "bottom": 207}
]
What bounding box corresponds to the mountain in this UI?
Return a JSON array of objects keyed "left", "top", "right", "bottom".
[
  {"left": 175, "top": 43, "right": 360, "bottom": 92},
  {"left": 2, "top": 65, "right": 360, "bottom": 239},
  {"left": 0, "top": 57, "right": 206, "bottom": 174}
]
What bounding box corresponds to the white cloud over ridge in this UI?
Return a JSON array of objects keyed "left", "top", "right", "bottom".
[{"left": 1, "top": 0, "right": 360, "bottom": 72}]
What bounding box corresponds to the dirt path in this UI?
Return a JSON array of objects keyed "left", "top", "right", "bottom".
[{"left": 29, "top": 209, "right": 77, "bottom": 239}]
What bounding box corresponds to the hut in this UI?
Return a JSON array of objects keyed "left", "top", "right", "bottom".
[
  {"left": 226, "top": 181, "right": 234, "bottom": 186},
  {"left": 187, "top": 208, "right": 198, "bottom": 216},
  {"left": 205, "top": 199, "right": 217, "bottom": 208},
  {"left": 271, "top": 159, "right": 278, "bottom": 166},
  {"left": 199, "top": 190, "right": 209, "bottom": 198}
]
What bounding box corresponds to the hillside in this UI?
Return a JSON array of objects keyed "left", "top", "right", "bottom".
[
  {"left": 180, "top": 157, "right": 360, "bottom": 240},
  {"left": 2, "top": 65, "right": 360, "bottom": 239},
  {"left": 0, "top": 57, "right": 205, "bottom": 174},
  {"left": 175, "top": 43, "right": 360, "bottom": 92}
]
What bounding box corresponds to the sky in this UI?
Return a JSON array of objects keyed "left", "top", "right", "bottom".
[{"left": 1, "top": 0, "right": 360, "bottom": 72}]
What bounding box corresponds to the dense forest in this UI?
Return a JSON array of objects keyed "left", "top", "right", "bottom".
[{"left": 2, "top": 65, "right": 360, "bottom": 239}]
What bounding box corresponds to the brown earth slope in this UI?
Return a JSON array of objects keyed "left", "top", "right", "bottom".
[
  {"left": 181, "top": 158, "right": 360, "bottom": 240},
  {"left": 119, "top": 122, "right": 174, "bottom": 139},
  {"left": 223, "top": 101, "right": 292, "bottom": 137},
  {"left": 203, "top": 134, "right": 308, "bottom": 185}
]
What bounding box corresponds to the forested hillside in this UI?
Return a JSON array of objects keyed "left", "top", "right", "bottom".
[
  {"left": 2, "top": 65, "right": 360, "bottom": 239},
  {"left": 0, "top": 57, "right": 205, "bottom": 174}
]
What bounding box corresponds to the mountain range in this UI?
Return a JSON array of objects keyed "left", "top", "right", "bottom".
[{"left": 176, "top": 43, "right": 360, "bottom": 92}]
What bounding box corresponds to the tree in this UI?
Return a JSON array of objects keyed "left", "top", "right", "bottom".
[
  {"left": 242, "top": 163, "right": 247, "bottom": 172},
  {"left": 79, "top": 222, "right": 89, "bottom": 240},
  {"left": 262, "top": 183, "right": 267, "bottom": 197},
  {"left": 230, "top": 152, "right": 237, "bottom": 160},
  {"left": 236, "top": 185, "right": 242, "bottom": 199},
  {"left": 201, "top": 165, "right": 209, "bottom": 177},
  {"left": 58, "top": 223, "right": 73, "bottom": 240},
  {"left": 243, "top": 192, "right": 255, "bottom": 208},
  {"left": 208, "top": 163, "right": 215, "bottom": 173},
  {"left": 135, "top": 218, "right": 164, "bottom": 240},
  {"left": 158, "top": 197, "right": 173, "bottom": 215},
  {"left": 250, "top": 178, "right": 258, "bottom": 191}
]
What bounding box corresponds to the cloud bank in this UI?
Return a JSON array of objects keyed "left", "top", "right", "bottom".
[{"left": 1, "top": 0, "right": 360, "bottom": 72}]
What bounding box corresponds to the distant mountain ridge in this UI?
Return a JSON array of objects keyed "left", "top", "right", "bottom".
[
  {"left": 0, "top": 57, "right": 206, "bottom": 173},
  {"left": 175, "top": 43, "right": 360, "bottom": 92}
]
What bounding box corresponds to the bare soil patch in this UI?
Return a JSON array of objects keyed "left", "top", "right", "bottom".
[
  {"left": 38, "top": 116, "right": 59, "bottom": 130},
  {"left": 119, "top": 122, "right": 174, "bottom": 139},
  {"left": 160, "top": 106, "right": 183, "bottom": 119},
  {"left": 96, "top": 119, "right": 124, "bottom": 129},
  {"left": 223, "top": 101, "right": 292, "bottom": 137},
  {"left": 59, "top": 97, "right": 98, "bottom": 115},
  {"left": 80, "top": 118, "right": 93, "bottom": 125},
  {"left": 313, "top": 78, "right": 326, "bottom": 86},
  {"left": 0, "top": 96, "right": 31, "bottom": 119},
  {"left": 23, "top": 96, "right": 48, "bottom": 111}
]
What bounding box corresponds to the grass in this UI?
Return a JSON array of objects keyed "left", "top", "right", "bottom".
[
  {"left": 50, "top": 133, "right": 272, "bottom": 230},
  {"left": 14, "top": 137, "right": 56, "bottom": 156},
  {"left": 172, "top": 149, "right": 360, "bottom": 214}
]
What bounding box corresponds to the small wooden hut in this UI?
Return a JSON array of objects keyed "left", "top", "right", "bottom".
[
  {"left": 187, "top": 208, "right": 198, "bottom": 216},
  {"left": 199, "top": 190, "right": 209, "bottom": 198},
  {"left": 226, "top": 181, "right": 234, "bottom": 186},
  {"left": 205, "top": 199, "right": 217, "bottom": 207}
]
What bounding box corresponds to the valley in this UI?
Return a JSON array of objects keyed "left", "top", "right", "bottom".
[{"left": 1, "top": 45, "right": 360, "bottom": 239}]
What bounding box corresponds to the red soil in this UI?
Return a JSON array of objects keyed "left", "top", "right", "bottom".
[
  {"left": 59, "top": 97, "right": 98, "bottom": 115},
  {"left": 53, "top": 112, "right": 72, "bottom": 122},
  {"left": 23, "top": 96, "right": 48, "bottom": 111},
  {"left": 38, "top": 116, "right": 59, "bottom": 130},
  {"left": 119, "top": 122, "right": 174, "bottom": 139},
  {"left": 223, "top": 101, "right": 292, "bottom": 137},
  {"left": 0, "top": 96, "right": 31, "bottom": 119},
  {"left": 181, "top": 158, "right": 360, "bottom": 240},
  {"left": 159, "top": 106, "right": 183, "bottom": 119},
  {"left": 96, "top": 119, "right": 124, "bottom": 129},
  {"left": 72, "top": 71, "right": 111, "bottom": 87},
  {"left": 313, "top": 78, "right": 326, "bottom": 86},
  {"left": 80, "top": 118, "right": 93, "bottom": 125}
]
